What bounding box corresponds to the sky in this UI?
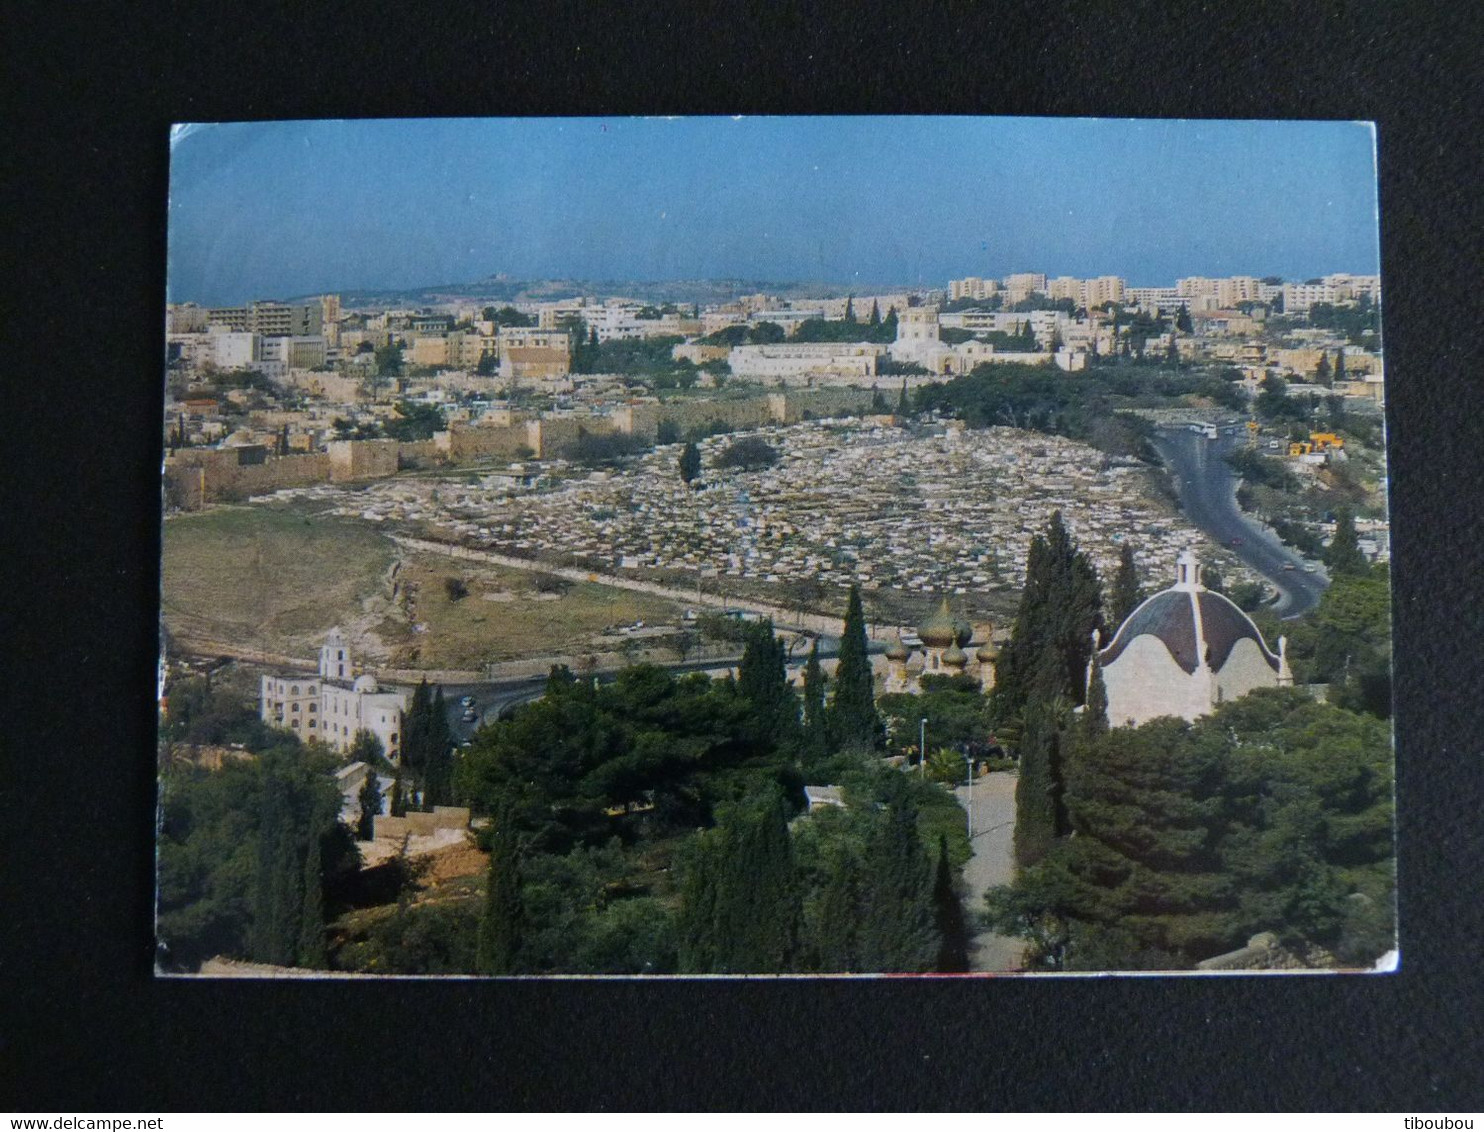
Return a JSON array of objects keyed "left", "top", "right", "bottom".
[{"left": 167, "top": 117, "right": 1381, "bottom": 305}]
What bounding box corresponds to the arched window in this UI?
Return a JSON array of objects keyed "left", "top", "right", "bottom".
[{"left": 290, "top": 685, "right": 300, "bottom": 696}]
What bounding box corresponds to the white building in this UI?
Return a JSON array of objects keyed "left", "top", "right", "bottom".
[
  {"left": 1093, "top": 550, "right": 1291, "bottom": 728},
  {"left": 728, "top": 341, "right": 885, "bottom": 381},
  {"left": 259, "top": 628, "right": 409, "bottom": 760}
]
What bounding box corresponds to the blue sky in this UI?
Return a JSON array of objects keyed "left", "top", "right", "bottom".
[{"left": 168, "top": 117, "right": 1380, "bottom": 305}]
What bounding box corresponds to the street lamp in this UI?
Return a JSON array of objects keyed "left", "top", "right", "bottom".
[
  {"left": 964, "top": 751, "right": 975, "bottom": 842},
  {"left": 919, "top": 718, "right": 927, "bottom": 778}
]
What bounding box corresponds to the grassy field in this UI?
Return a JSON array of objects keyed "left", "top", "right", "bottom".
[
  {"left": 397, "top": 556, "right": 690, "bottom": 668},
  {"left": 162, "top": 505, "right": 395, "bottom": 651}
]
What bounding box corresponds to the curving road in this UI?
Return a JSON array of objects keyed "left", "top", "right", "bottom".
[{"left": 1151, "top": 426, "right": 1328, "bottom": 619}]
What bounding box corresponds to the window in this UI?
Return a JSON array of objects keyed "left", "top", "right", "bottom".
[
  {"left": 308, "top": 703, "right": 317, "bottom": 712},
  {"left": 308, "top": 720, "right": 316, "bottom": 728},
  {"left": 291, "top": 685, "right": 300, "bottom": 695},
  {"left": 291, "top": 703, "right": 300, "bottom": 712}
]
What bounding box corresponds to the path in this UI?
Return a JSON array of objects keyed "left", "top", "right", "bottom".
[{"left": 954, "top": 771, "right": 1026, "bottom": 973}]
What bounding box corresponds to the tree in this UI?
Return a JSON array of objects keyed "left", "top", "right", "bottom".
[
  {"left": 897, "top": 379, "right": 911, "bottom": 416},
  {"left": 373, "top": 342, "right": 404, "bottom": 378},
  {"left": 678, "top": 440, "right": 702, "bottom": 485},
  {"left": 1013, "top": 699, "right": 1066, "bottom": 868},
  {"left": 1175, "top": 303, "right": 1193, "bottom": 334},
  {"left": 713, "top": 436, "right": 779, "bottom": 471},
  {"left": 356, "top": 767, "right": 383, "bottom": 841},
  {"left": 423, "top": 687, "right": 454, "bottom": 806},
  {"left": 1201, "top": 565, "right": 1224, "bottom": 594},
  {"left": 869, "top": 300, "right": 881, "bottom": 327},
  {"left": 1333, "top": 348, "right": 1346, "bottom": 384},
  {"left": 933, "top": 834, "right": 970, "bottom": 972},
  {"left": 843, "top": 295, "right": 856, "bottom": 323},
  {"left": 855, "top": 787, "right": 938, "bottom": 971},
  {"left": 1082, "top": 656, "right": 1108, "bottom": 739},
  {"left": 1109, "top": 543, "right": 1144, "bottom": 627},
  {"left": 477, "top": 806, "right": 525, "bottom": 974},
  {"left": 401, "top": 679, "right": 434, "bottom": 787},
  {"left": 992, "top": 511, "right": 1103, "bottom": 720},
  {"left": 679, "top": 789, "right": 799, "bottom": 973},
  {"left": 1324, "top": 506, "right": 1367, "bottom": 577},
  {"left": 1315, "top": 351, "right": 1332, "bottom": 386},
  {"left": 800, "top": 639, "right": 829, "bottom": 770},
  {"left": 297, "top": 827, "right": 327, "bottom": 968},
  {"left": 737, "top": 620, "right": 799, "bottom": 745},
  {"left": 389, "top": 768, "right": 407, "bottom": 817},
  {"left": 827, "top": 585, "right": 879, "bottom": 752}
]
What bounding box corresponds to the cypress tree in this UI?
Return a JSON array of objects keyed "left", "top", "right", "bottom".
[
  {"left": 356, "top": 768, "right": 382, "bottom": 841},
  {"left": 843, "top": 295, "right": 856, "bottom": 323},
  {"left": 801, "top": 639, "right": 828, "bottom": 769},
  {"left": 1013, "top": 700, "right": 1065, "bottom": 868},
  {"left": 897, "top": 379, "right": 911, "bottom": 416},
  {"left": 868, "top": 299, "right": 881, "bottom": 327},
  {"left": 738, "top": 620, "right": 798, "bottom": 744},
  {"left": 812, "top": 847, "right": 862, "bottom": 972},
  {"left": 676, "top": 829, "right": 722, "bottom": 973},
  {"left": 402, "top": 679, "right": 433, "bottom": 786},
  {"left": 856, "top": 792, "right": 938, "bottom": 972},
  {"left": 424, "top": 687, "right": 453, "bottom": 806},
  {"left": 1176, "top": 303, "right": 1193, "bottom": 333},
  {"left": 1109, "top": 543, "right": 1144, "bottom": 627},
  {"left": 678, "top": 440, "right": 701, "bottom": 485},
  {"left": 933, "top": 834, "right": 970, "bottom": 972},
  {"left": 250, "top": 770, "right": 303, "bottom": 966},
  {"left": 1315, "top": 351, "right": 1332, "bottom": 386},
  {"left": 1324, "top": 506, "right": 1367, "bottom": 576},
  {"left": 389, "top": 768, "right": 406, "bottom": 817},
  {"left": 297, "top": 827, "right": 327, "bottom": 968},
  {"left": 827, "top": 585, "right": 879, "bottom": 753},
  {"left": 477, "top": 806, "right": 524, "bottom": 975},
  {"left": 1333, "top": 347, "right": 1346, "bottom": 384},
  {"left": 1083, "top": 656, "right": 1109, "bottom": 739},
  {"left": 711, "top": 790, "right": 799, "bottom": 972}
]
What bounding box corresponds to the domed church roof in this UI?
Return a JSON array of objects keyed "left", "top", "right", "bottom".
[
  {"left": 1098, "top": 550, "right": 1280, "bottom": 675},
  {"left": 918, "top": 599, "right": 958, "bottom": 648},
  {"left": 942, "top": 642, "right": 968, "bottom": 667},
  {"left": 885, "top": 637, "right": 910, "bottom": 661}
]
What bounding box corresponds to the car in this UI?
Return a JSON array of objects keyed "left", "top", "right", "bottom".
[
  {"left": 1302, "top": 564, "right": 1317, "bottom": 573},
  {"left": 1282, "top": 563, "right": 1297, "bottom": 571}
]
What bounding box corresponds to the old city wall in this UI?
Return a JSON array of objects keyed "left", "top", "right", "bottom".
[{"left": 164, "top": 449, "right": 331, "bottom": 508}]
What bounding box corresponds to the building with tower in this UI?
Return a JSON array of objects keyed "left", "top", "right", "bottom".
[
  {"left": 1092, "top": 550, "right": 1291, "bottom": 728},
  {"left": 259, "top": 628, "right": 409, "bottom": 760},
  {"left": 881, "top": 598, "right": 999, "bottom": 695}
]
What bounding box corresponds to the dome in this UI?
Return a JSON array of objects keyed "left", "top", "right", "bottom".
[
  {"left": 352, "top": 674, "right": 379, "bottom": 693},
  {"left": 1099, "top": 588, "right": 1279, "bottom": 675},
  {"left": 885, "top": 637, "right": 909, "bottom": 661},
  {"left": 918, "top": 599, "right": 958, "bottom": 648},
  {"left": 976, "top": 640, "right": 999, "bottom": 663},
  {"left": 942, "top": 642, "right": 968, "bottom": 668}
]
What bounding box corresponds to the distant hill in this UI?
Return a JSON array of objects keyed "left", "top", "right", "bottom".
[{"left": 304, "top": 276, "right": 912, "bottom": 309}]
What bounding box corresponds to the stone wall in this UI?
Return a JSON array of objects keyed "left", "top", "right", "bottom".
[
  {"left": 328, "top": 438, "right": 399, "bottom": 482},
  {"left": 372, "top": 805, "right": 471, "bottom": 841}
]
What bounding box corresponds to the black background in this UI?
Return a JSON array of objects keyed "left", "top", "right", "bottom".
[{"left": 4, "top": 1, "right": 1482, "bottom": 1112}]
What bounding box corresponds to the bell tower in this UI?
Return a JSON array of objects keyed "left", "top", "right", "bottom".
[{"left": 319, "top": 627, "right": 350, "bottom": 681}]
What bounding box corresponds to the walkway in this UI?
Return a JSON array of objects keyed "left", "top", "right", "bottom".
[{"left": 954, "top": 772, "right": 1026, "bottom": 973}]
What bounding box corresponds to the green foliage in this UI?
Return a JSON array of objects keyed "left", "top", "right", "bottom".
[
  {"left": 163, "top": 675, "right": 281, "bottom": 752},
  {"left": 993, "top": 511, "right": 1103, "bottom": 720},
  {"left": 1109, "top": 543, "right": 1144, "bottom": 627},
  {"left": 800, "top": 639, "right": 829, "bottom": 774},
  {"left": 572, "top": 335, "right": 686, "bottom": 377},
  {"left": 827, "top": 585, "right": 880, "bottom": 753},
  {"left": 678, "top": 788, "right": 800, "bottom": 973},
  {"left": 878, "top": 679, "right": 992, "bottom": 764},
  {"left": 373, "top": 343, "right": 404, "bottom": 377},
  {"left": 713, "top": 435, "right": 779, "bottom": 471},
  {"left": 477, "top": 806, "right": 525, "bottom": 974},
  {"left": 356, "top": 765, "right": 383, "bottom": 842},
  {"left": 1306, "top": 301, "right": 1381, "bottom": 345},
  {"left": 381, "top": 399, "right": 444, "bottom": 442},
  {"left": 988, "top": 690, "right": 1395, "bottom": 969},
  {"left": 1285, "top": 565, "right": 1392, "bottom": 717},
  {"left": 678, "top": 439, "right": 702, "bottom": 484},
  {"left": 561, "top": 428, "right": 650, "bottom": 468},
  {"left": 1224, "top": 447, "right": 1301, "bottom": 492},
  {"left": 1324, "top": 506, "right": 1368, "bottom": 576},
  {"left": 791, "top": 317, "right": 895, "bottom": 345},
  {"left": 157, "top": 743, "right": 353, "bottom": 970},
  {"left": 1012, "top": 699, "right": 1068, "bottom": 868},
  {"left": 737, "top": 620, "right": 801, "bottom": 748}
]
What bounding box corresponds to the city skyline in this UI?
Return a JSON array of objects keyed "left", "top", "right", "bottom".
[{"left": 168, "top": 117, "right": 1380, "bottom": 305}]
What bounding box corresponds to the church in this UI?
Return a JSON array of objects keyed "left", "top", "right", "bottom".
[
  {"left": 880, "top": 598, "right": 999, "bottom": 695},
  {"left": 1093, "top": 550, "right": 1291, "bottom": 728},
  {"left": 259, "top": 628, "right": 408, "bottom": 760}
]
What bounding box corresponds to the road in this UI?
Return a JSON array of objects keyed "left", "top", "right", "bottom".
[
  {"left": 1151, "top": 426, "right": 1329, "bottom": 619},
  {"left": 954, "top": 772, "right": 1026, "bottom": 973},
  {"left": 435, "top": 633, "right": 863, "bottom": 744}
]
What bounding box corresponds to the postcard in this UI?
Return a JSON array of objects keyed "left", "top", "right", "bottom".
[{"left": 158, "top": 117, "right": 1393, "bottom": 976}]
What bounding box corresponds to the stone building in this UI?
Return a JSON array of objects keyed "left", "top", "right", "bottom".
[
  {"left": 1093, "top": 550, "right": 1291, "bottom": 728},
  {"left": 259, "top": 629, "right": 408, "bottom": 760}
]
